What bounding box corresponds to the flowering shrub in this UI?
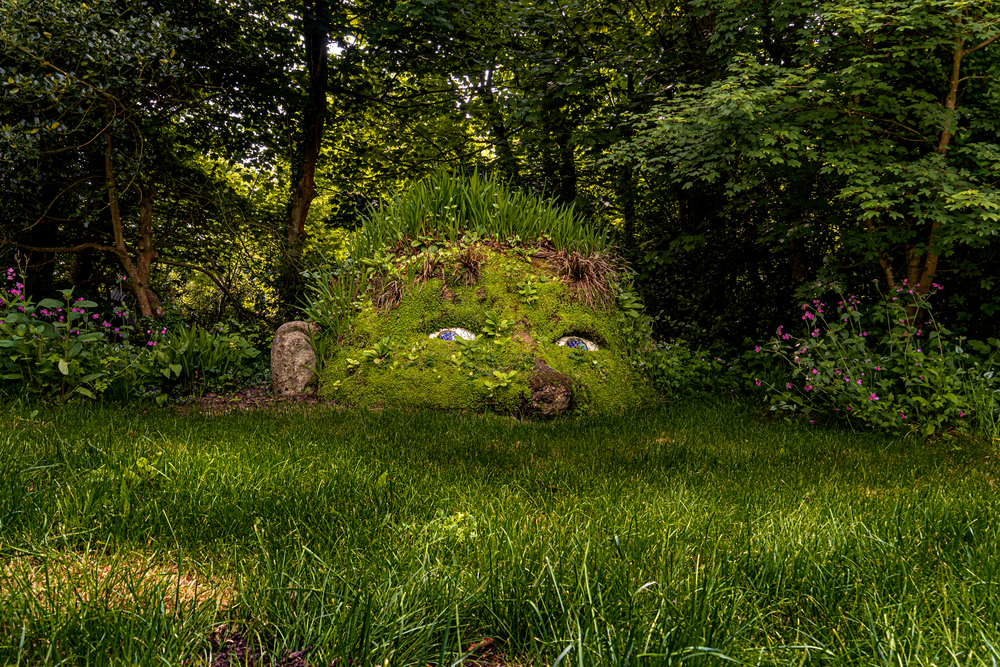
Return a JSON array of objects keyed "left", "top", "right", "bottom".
[
  {"left": 745, "top": 281, "right": 999, "bottom": 438},
  {"left": 1, "top": 269, "right": 263, "bottom": 402},
  {"left": 1, "top": 272, "right": 119, "bottom": 399}
]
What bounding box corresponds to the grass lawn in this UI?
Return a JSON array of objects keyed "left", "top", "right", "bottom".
[{"left": 1, "top": 399, "right": 999, "bottom": 665}]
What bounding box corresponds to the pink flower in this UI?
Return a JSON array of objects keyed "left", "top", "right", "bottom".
[
  {"left": 868, "top": 393, "right": 878, "bottom": 400},
  {"left": 901, "top": 413, "right": 906, "bottom": 419}
]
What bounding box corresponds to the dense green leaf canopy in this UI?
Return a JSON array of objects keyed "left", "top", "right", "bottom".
[{"left": 0, "top": 0, "right": 997, "bottom": 343}]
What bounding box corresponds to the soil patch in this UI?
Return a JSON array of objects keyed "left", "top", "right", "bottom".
[
  {"left": 176, "top": 387, "right": 338, "bottom": 415},
  {"left": 203, "top": 629, "right": 512, "bottom": 667},
  {"left": 205, "top": 626, "right": 313, "bottom": 667}
]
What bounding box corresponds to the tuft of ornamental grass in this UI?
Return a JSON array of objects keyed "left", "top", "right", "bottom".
[
  {"left": 352, "top": 169, "right": 608, "bottom": 262},
  {"left": 1, "top": 400, "right": 999, "bottom": 665}
]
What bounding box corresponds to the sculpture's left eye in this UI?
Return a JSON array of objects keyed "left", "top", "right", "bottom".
[
  {"left": 430, "top": 328, "right": 476, "bottom": 341},
  {"left": 556, "top": 335, "right": 599, "bottom": 351}
]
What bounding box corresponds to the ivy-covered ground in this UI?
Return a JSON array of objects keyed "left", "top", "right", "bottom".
[{"left": 2, "top": 400, "right": 999, "bottom": 666}]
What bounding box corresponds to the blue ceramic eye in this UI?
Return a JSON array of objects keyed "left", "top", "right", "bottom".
[
  {"left": 555, "top": 335, "right": 599, "bottom": 351},
  {"left": 429, "top": 328, "right": 476, "bottom": 342}
]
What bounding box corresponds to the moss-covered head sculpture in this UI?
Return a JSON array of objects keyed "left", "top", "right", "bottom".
[{"left": 306, "top": 171, "right": 658, "bottom": 416}]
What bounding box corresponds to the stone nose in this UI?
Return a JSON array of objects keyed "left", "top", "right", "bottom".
[{"left": 530, "top": 358, "right": 573, "bottom": 418}]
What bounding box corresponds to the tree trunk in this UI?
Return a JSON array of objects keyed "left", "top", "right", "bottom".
[
  {"left": 557, "top": 133, "right": 577, "bottom": 206},
  {"left": 618, "top": 72, "right": 637, "bottom": 252},
  {"left": 134, "top": 184, "right": 164, "bottom": 317},
  {"left": 285, "top": 0, "right": 329, "bottom": 266},
  {"left": 478, "top": 72, "right": 521, "bottom": 184},
  {"left": 790, "top": 237, "right": 808, "bottom": 284},
  {"left": 21, "top": 224, "right": 56, "bottom": 297},
  {"left": 892, "top": 32, "right": 971, "bottom": 319},
  {"left": 104, "top": 130, "right": 161, "bottom": 319}
]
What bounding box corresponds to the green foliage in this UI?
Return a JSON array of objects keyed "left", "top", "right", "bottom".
[
  {"left": 360, "top": 337, "right": 394, "bottom": 365},
  {"left": 604, "top": 281, "right": 740, "bottom": 396},
  {"left": 0, "top": 286, "right": 106, "bottom": 400},
  {"left": 301, "top": 264, "right": 369, "bottom": 342},
  {"left": 746, "top": 283, "right": 1000, "bottom": 439},
  {"left": 483, "top": 369, "right": 518, "bottom": 391},
  {"left": 0, "top": 0, "right": 184, "bottom": 162},
  {"left": 0, "top": 271, "right": 263, "bottom": 402},
  {"left": 608, "top": 0, "right": 1000, "bottom": 343},
  {"left": 642, "top": 340, "right": 740, "bottom": 397},
  {"left": 1, "top": 0, "right": 291, "bottom": 321},
  {"left": 515, "top": 274, "right": 539, "bottom": 305},
  {"left": 350, "top": 169, "right": 607, "bottom": 261},
  {"left": 144, "top": 323, "right": 263, "bottom": 398},
  {"left": 481, "top": 310, "right": 512, "bottom": 339}
]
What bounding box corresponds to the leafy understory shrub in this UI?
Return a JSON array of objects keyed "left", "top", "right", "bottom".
[
  {"left": 1, "top": 270, "right": 263, "bottom": 402},
  {"left": 746, "top": 281, "right": 999, "bottom": 438},
  {"left": 641, "top": 339, "right": 741, "bottom": 397}
]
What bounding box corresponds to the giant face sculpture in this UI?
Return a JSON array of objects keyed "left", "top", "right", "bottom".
[
  {"left": 312, "top": 172, "right": 657, "bottom": 417},
  {"left": 317, "top": 244, "right": 656, "bottom": 417}
]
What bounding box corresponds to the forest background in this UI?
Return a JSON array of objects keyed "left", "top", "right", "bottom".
[{"left": 2, "top": 0, "right": 999, "bottom": 374}]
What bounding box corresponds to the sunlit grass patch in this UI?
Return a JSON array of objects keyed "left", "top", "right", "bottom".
[
  {"left": 1, "top": 401, "right": 999, "bottom": 665},
  {"left": 1, "top": 551, "right": 234, "bottom": 613}
]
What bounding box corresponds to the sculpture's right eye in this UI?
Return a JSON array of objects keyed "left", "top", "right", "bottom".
[
  {"left": 429, "top": 328, "right": 476, "bottom": 341},
  {"left": 555, "top": 335, "right": 599, "bottom": 351}
]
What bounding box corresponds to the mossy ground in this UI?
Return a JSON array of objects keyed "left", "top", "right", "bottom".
[{"left": 318, "top": 247, "right": 657, "bottom": 415}]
